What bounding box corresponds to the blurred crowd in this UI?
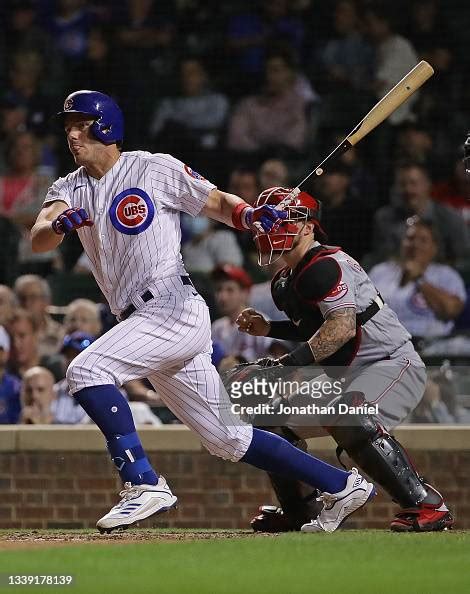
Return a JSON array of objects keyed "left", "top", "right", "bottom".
[{"left": 0, "top": 0, "right": 469, "bottom": 425}]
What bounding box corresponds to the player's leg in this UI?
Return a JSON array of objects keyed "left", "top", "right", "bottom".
[
  {"left": 149, "top": 354, "right": 376, "bottom": 533},
  {"left": 325, "top": 358, "right": 453, "bottom": 532},
  {"left": 250, "top": 427, "right": 322, "bottom": 532},
  {"left": 65, "top": 293, "right": 211, "bottom": 531}
]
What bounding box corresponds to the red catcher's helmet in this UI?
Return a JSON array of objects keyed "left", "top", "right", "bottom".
[{"left": 253, "top": 187, "right": 327, "bottom": 265}]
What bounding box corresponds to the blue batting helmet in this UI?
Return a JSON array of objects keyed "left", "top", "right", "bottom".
[{"left": 57, "top": 90, "right": 124, "bottom": 145}]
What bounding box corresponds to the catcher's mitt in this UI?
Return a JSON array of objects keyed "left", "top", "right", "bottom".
[{"left": 221, "top": 361, "right": 291, "bottom": 426}]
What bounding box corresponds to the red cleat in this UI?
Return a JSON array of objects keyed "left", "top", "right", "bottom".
[{"left": 390, "top": 501, "right": 454, "bottom": 532}]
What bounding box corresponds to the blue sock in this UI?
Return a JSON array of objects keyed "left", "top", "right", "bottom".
[
  {"left": 241, "top": 428, "right": 348, "bottom": 493},
  {"left": 74, "top": 385, "right": 158, "bottom": 486}
]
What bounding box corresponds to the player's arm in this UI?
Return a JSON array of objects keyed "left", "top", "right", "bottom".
[
  {"left": 31, "top": 201, "right": 68, "bottom": 253},
  {"left": 31, "top": 201, "right": 93, "bottom": 253},
  {"left": 305, "top": 307, "right": 356, "bottom": 362},
  {"left": 236, "top": 308, "right": 306, "bottom": 340},
  {"left": 202, "top": 188, "right": 286, "bottom": 232}
]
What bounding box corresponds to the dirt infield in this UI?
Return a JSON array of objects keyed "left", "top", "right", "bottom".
[{"left": 0, "top": 529, "right": 275, "bottom": 549}]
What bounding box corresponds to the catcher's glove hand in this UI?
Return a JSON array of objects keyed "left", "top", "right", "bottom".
[{"left": 52, "top": 207, "right": 93, "bottom": 234}]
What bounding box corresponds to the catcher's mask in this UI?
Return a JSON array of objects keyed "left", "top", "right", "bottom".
[
  {"left": 253, "top": 187, "right": 326, "bottom": 265},
  {"left": 465, "top": 131, "right": 470, "bottom": 178}
]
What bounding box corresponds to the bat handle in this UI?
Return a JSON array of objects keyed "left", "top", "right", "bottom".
[{"left": 298, "top": 139, "right": 353, "bottom": 189}]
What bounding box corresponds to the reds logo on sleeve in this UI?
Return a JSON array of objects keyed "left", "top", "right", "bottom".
[
  {"left": 323, "top": 282, "right": 349, "bottom": 302},
  {"left": 109, "top": 188, "right": 155, "bottom": 235}
]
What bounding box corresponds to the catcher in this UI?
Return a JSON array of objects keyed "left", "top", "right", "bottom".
[{"left": 234, "top": 186, "right": 453, "bottom": 532}]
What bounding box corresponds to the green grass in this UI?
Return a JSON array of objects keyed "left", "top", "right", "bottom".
[{"left": 0, "top": 530, "right": 468, "bottom": 594}]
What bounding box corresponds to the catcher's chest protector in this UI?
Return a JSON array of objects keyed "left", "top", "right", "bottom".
[{"left": 271, "top": 245, "right": 361, "bottom": 369}]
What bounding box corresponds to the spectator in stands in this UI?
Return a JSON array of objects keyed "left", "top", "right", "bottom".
[
  {"left": 372, "top": 163, "right": 469, "bottom": 264},
  {"left": 0, "top": 132, "right": 51, "bottom": 222},
  {"left": 115, "top": 0, "right": 177, "bottom": 146},
  {"left": 404, "top": 0, "right": 459, "bottom": 129},
  {"left": 249, "top": 261, "right": 288, "bottom": 322},
  {"left": 228, "top": 48, "right": 310, "bottom": 156},
  {"left": 0, "top": 286, "right": 17, "bottom": 326},
  {"left": 394, "top": 123, "right": 435, "bottom": 169},
  {"left": 432, "top": 157, "right": 470, "bottom": 228},
  {"left": 258, "top": 158, "right": 289, "bottom": 190},
  {"left": 369, "top": 217, "right": 466, "bottom": 344},
  {"left": 405, "top": 1, "right": 454, "bottom": 69},
  {"left": 410, "top": 377, "right": 455, "bottom": 423},
  {"left": 45, "top": 0, "right": 94, "bottom": 63},
  {"left": 226, "top": 0, "right": 305, "bottom": 84},
  {"left": 150, "top": 56, "right": 229, "bottom": 176},
  {"left": 13, "top": 275, "right": 64, "bottom": 358},
  {"left": 182, "top": 217, "right": 243, "bottom": 274},
  {"left": 0, "top": 326, "right": 21, "bottom": 424},
  {"left": 228, "top": 168, "right": 260, "bottom": 205},
  {"left": 63, "top": 299, "right": 102, "bottom": 338},
  {"left": 20, "top": 366, "right": 81, "bottom": 424},
  {"left": 54, "top": 331, "right": 94, "bottom": 424},
  {"left": 0, "top": 131, "right": 56, "bottom": 276},
  {"left": 4, "top": 0, "right": 63, "bottom": 100},
  {"left": 73, "top": 25, "right": 122, "bottom": 98},
  {"left": 364, "top": 4, "right": 418, "bottom": 125},
  {"left": 322, "top": 0, "right": 373, "bottom": 91},
  {"left": 320, "top": 0, "right": 374, "bottom": 126},
  {"left": 211, "top": 265, "right": 272, "bottom": 361},
  {"left": 1, "top": 50, "right": 49, "bottom": 140},
  {"left": 8, "top": 308, "right": 41, "bottom": 379},
  {"left": 316, "top": 163, "right": 373, "bottom": 262},
  {"left": 331, "top": 132, "right": 377, "bottom": 203}
]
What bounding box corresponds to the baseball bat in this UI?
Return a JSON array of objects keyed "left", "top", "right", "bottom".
[{"left": 295, "top": 60, "right": 434, "bottom": 190}]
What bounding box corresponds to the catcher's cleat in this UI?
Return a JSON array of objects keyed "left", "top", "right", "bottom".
[
  {"left": 251, "top": 505, "right": 304, "bottom": 533},
  {"left": 301, "top": 468, "right": 376, "bottom": 533},
  {"left": 96, "top": 476, "right": 177, "bottom": 532},
  {"left": 390, "top": 484, "right": 454, "bottom": 532},
  {"left": 390, "top": 497, "right": 454, "bottom": 533}
]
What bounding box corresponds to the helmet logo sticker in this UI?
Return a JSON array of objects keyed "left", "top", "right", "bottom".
[
  {"left": 64, "top": 97, "right": 73, "bottom": 110},
  {"left": 109, "top": 188, "right": 155, "bottom": 235}
]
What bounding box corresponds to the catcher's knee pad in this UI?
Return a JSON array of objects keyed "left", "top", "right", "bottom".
[{"left": 323, "top": 391, "right": 430, "bottom": 508}]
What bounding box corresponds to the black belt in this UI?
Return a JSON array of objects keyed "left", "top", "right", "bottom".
[
  {"left": 118, "top": 276, "right": 194, "bottom": 322},
  {"left": 356, "top": 293, "right": 384, "bottom": 326}
]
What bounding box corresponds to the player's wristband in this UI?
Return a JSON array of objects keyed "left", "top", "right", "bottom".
[
  {"left": 232, "top": 203, "right": 251, "bottom": 230},
  {"left": 279, "top": 342, "right": 316, "bottom": 366},
  {"left": 51, "top": 219, "right": 64, "bottom": 235},
  {"left": 267, "top": 321, "right": 304, "bottom": 341}
]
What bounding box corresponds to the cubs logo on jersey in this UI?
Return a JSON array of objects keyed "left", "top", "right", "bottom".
[
  {"left": 109, "top": 188, "right": 155, "bottom": 235},
  {"left": 184, "top": 164, "right": 206, "bottom": 181}
]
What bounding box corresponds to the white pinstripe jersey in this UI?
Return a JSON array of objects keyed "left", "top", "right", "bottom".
[{"left": 43, "top": 152, "right": 215, "bottom": 314}]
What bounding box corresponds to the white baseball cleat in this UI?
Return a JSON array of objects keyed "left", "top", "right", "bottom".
[
  {"left": 301, "top": 468, "right": 375, "bottom": 533},
  {"left": 96, "top": 475, "right": 177, "bottom": 533}
]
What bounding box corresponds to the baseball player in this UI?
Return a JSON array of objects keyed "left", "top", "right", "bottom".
[
  {"left": 236, "top": 186, "right": 454, "bottom": 532},
  {"left": 31, "top": 90, "right": 375, "bottom": 533}
]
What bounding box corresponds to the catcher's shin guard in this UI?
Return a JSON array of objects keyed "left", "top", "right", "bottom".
[
  {"left": 323, "top": 392, "right": 440, "bottom": 508},
  {"left": 251, "top": 427, "right": 322, "bottom": 532}
]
